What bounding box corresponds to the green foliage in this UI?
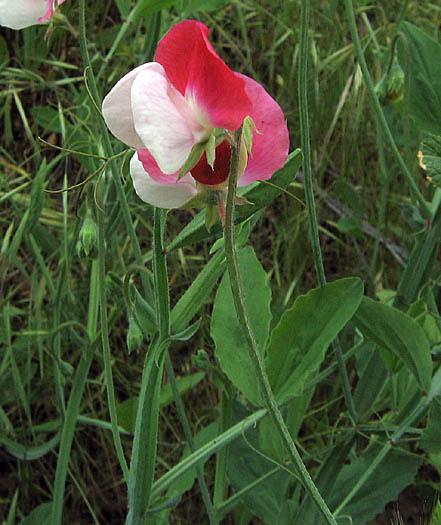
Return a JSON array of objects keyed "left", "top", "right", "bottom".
[
  {"left": 398, "top": 22, "right": 441, "bottom": 135},
  {"left": 328, "top": 445, "right": 422, "bottom": 524},
  {"left": 354, "top": 297, "right": 432, "bottom": 392},
  {"left": 266, "top": 278, "right": 363, "bottom": 404},
  {"left": 212, "top": 246, "right": 272, "bottom": 405}
]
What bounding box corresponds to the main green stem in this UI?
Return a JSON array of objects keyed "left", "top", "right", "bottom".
[
  {"left": 223, "top": 128, "right": 336, "bottom": 524},
  {"left": 344, "top": 0, "right": 431, "bottom": 220},
  {"left": 298, "top": 0, "right": 358, "bottom": 424}
]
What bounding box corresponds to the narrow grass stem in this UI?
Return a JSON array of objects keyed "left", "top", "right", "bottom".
[
  {"left": 344, "top": 0, "right": 431, "bottom": 220},
  {"left": 223, "top": 128, "right": 336, "bottom": 525},
  {"left": 298, "top": 0, "right": 358, "bottom": 424}
]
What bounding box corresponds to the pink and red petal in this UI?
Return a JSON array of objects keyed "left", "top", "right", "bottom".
[
  {"left": 155, "top": 20, "right": 252, "bottom": 131},
  {"left": 238, "top": 74, "right": 289, "bottom": 186},
  {"left": 130, "top": 154, "right": 197, "bottom": 208}
]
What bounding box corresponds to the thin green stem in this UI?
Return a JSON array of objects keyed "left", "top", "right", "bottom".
[
  {"left": 223, "top": 127, "right": 336, "bottom": 525},
  {"left": 344, "top": 0, "right": 431, "bottom": 220},
  {"left": 298, "top": 0, "right": 357, "bottom": 424}
]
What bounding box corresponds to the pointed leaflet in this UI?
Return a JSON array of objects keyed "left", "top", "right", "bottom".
[
  {"left": 211, "top": 246, "right": 272, "bottom": 405},
  {"left": 353, "top": 297, "right": 432, "bottom": 392},
  {"left": 265, "top": 278, "right": 363, "bottom": 404}
]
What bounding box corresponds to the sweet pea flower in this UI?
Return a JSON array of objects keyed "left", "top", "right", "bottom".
[
  {"left": 102, "top": 20, "right": 289, "bottom": 213},
  {"left": 0, "top": 0, "right": 66, "bottom": 29}
]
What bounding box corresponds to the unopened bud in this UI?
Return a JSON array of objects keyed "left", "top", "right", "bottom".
[{"left": 77, "top": 210, "right": 98, "bottom": 259}]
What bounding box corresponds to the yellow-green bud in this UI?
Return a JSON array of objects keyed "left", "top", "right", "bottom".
[{"left": 77, "top": 210, "right": 98, "bottom": 259}]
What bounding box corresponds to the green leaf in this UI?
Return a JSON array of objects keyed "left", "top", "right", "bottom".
[
  {"left": 115, "top": 0, "right": 131, "bottom": 17},
  {"left": 132, "top": 0, "right": 178, "bottom": 20},
  {"left": 419, "top": 134, "right": 441, "bottom": 186},
  {"left": 20, "top": 503, "right": 53, "bottom": 525},
  {"left": 166, "top": 422, "right": 218, "bottom": 497},
  {"left": 183, "top": 0, "right": 228, "bottom": 16},
  {"left": 354, "top": 297, "right": 432, "bottom": 392},
  {"left": 420, "top": 397, "right": 441, "bottom": 454},
  {"left": 328, "top": 444, "right": 422, "bottom": 523},
  {"left": 353, "top": 344, "right": 388, "bottom": 419},
  {"left": 398, "top": 22, "right": 441, "bottom": 135},
  {"left": 170, "top": 249, "right": 226, "bottom": 333},
  {"left": 116, "top": 372, "right": 206, "bottom": 433},
  {"left": 265, "top": 278, "right": 364, "bottom": 404},
  {"left": 227, "top": 402, "right": 292, "bottom": 524},
  {"left": 211, "top": 246, "right": 272, "bottom": 405},
  {"left": 30, "top": 106, "right": 62, "bottom": 133},
  {"left": 167, "top": 149, "right": 302, "bottom": 251},
  {"left": 133, "top": 289, "right": 157, "bottom": 337}
]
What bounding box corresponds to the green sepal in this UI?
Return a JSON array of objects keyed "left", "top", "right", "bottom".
[
  {"left": 242, "top": 115, "right": 261, "bottom": 155},
  {"left": 235, "top": 194, "right": 254, "bottom": 206},
  {"left": 205, "top": 133, "right": 216, "bottom": 169},
  {"left": 205, "top": 204, "right": 220, "bottom": 231},
  {"left": 177, "top": 142, "right": 205, "bottom": 181}
]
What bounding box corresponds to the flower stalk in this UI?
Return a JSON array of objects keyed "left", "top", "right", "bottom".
[{"left": 223, "top": 126, "right": 337, "bottom": 525}]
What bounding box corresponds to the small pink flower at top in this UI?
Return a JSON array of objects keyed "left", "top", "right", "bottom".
[
  {"left": 0, "top": 0, "right": 66, "bottom": 30},
  {"left": 102, "top": 20, "right": 289, "bottom": 211}
]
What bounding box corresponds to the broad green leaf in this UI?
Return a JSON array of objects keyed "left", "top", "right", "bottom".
[
  {"left": 354, "top": 297, "right": 432, "bottom": 392},
  {"left": 211, "top": 246, "right": 272, "bottom": 405},
  {"left": 167, "top": 149, "right": 302, "bottom": 251},
  {"left": 116, "top": 372, "right": 206, "bottom": 433},
  {"left": 398, "top": 22, "right": 441, "bottom": 135},
  {"left": 227, "top": 402, "right": 292, "bottom": 524},
  {"left": 328, "top": 444, "right": 421, "bottom": 523},
  {"left": 419, "top": 134, "right": 441, "bottom": 186},
  {"left": 20, "top": 503, "right": 53, "bottom": 525},
  {"left": 353, "top": 343, "right": 388, "bottom": 419},
  {"left": 265, "top": 278, "right": 364, "bottom": 404},
  {"left": 420, "top": 397, "right": 441, "bottom": 454}
]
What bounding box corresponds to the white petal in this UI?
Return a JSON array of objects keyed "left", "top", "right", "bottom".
[
  {"left": 0, "top": 0, "right": 46, "bottom": 29},
  {"left": 102, "top": 63, "right": 163, "bottom": 150},
  {"left": 130, "top": 154, "right": 197, "bottom": 209},
  {"left": 131, "top": 65, "right": 204, "bottom": 175}
]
